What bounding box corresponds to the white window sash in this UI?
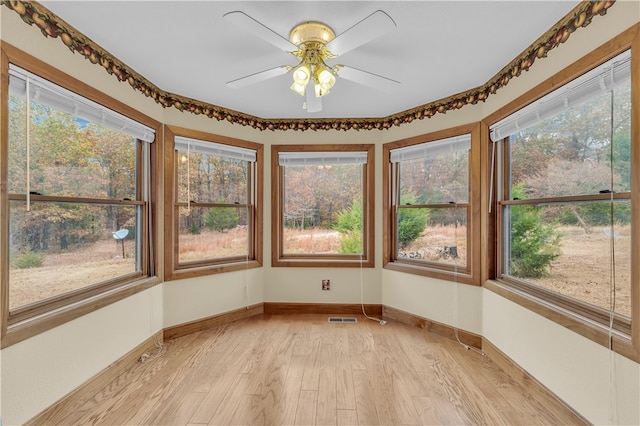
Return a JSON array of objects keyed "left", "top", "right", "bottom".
[
  {"left": 489, "top": 49, "right": 631, "bottom": 142},
  {"left": 174, "top": 136, "right": 256, "bottom": 162},
  {"left": 9, "top": 64, "right": 155, "bottom": 143},
  {"left": 278, "top": 151, "right": 367, "bottom": 166},
  {"left": 390, "top": 134, "right": 471, "bottom": 163}
]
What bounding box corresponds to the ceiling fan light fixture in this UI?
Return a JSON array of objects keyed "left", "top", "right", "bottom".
[
  {"left": 316, "top": 67, "right": 336, "bottom": 91},
  {"left": 293, "top": 64, "right": 311, "bottom": 85},
  {"left": 314, "top": 82, "right": 330, "bottom": 98},
  {"left": 290, "top": 81, "right": 306, "bottom": 96}
]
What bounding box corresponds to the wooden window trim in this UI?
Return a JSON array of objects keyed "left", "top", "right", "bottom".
[
  {"left": 163, "top": 125, "right": 263, "bottom": 281},
  {"left": 271, "top": 144, "right": 375, "bottom": 268},
  {"left": 383, "top": 123, "right": 482, "bottom": 285},
  {"left": 483, "top": 23, "right": 640, "bottom": 362},
  {"left": 0, "top": 42, "right": 161, "bottom": 347}
]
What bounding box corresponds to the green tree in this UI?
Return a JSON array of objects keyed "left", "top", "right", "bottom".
[
  {"left": 334, "top": 200, "right": 362, "bottom": 254},
  {"left": 509, "top": 184, "right": 561, "bottom": 278},
  {"left": 205, "top": 206, "right": 239, "bottom": 232},
  {"left": 397, "top": 193, "right": 428, "bottom": 249}
]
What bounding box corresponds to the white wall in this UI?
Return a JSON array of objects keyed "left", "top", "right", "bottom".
[
  {"left": 382, "top": 270, "right": 483, "bottom": 335},
  {"left": 1, "top": 286, "right": 163, "bottom": 425},
  {"left": 163, "top": 269, "right": 264, "bottom": 328},
  {"left": 484, "top": 290, "right": 640, "bottom": 424},
  {"left": 1, "top": 1, "right": 640, "bottom": 425}
]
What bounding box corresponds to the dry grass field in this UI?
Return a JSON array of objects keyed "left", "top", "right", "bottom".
[
  {"left": 535, "top": 225, "right": 631, "bottom": 317},
  {"left": 9, "top": 225, "right": 631, "bottom": 317}
]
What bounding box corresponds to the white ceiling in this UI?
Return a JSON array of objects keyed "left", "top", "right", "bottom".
[{"left": 40, "top": 1, "right": 580, "bottom": 120}]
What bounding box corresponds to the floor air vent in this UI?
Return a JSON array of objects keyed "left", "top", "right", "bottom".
[{"left": 328, "top": 317, "right": 358, "bottom": 324}]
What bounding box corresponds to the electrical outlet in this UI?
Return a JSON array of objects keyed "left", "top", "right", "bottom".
[{"left": 322, "top": 279, "right": 330, "bottom": 291}]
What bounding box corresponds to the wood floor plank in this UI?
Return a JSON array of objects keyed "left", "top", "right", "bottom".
[
  {"left": 369, "top": 321, "right": 420, "bottom": 425},
  {"left": 352, "top": 368, "right": 380, "bottom": 425},
  {"left": 165, "top": 331, "right": 251, "bottom": 425},
  {"left": 412, "top": 395, "right": 467, "bottom": 425},
  {"left": 272, "top": 355, "right": 305, "bottom": 426},
  {"left": 188, "top": 357, "right": 250, "bottom": 422},
  {"left": 336, "top": 409, "right": 358, "bottom": 426},
  {"left": 149, "top": 391, "right": 207, "bottom": 425},
  {"left": 300, "top": 330, "right": 322, "bottom": 391},
  {"left": 188, "top": 379, "right": 234, "bottom": 424},
  {"left": 29, "top": 314, "right": 586, "bottom": 426},
  {"left": 207, "top": 373, "right": 254, "bottom": 425},
  {"left": 335, "top": 327, "right": 356, "bottom": 411},
  {"left": 316, "top": 343, "right": 337, "bottom": 425},
  {"left": 294, "top": 390, "right": 318, "bottom": 425}
]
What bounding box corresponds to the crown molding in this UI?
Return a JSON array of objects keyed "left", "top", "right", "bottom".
[{"left": 1, "top": 0, "right": 616, "bottom": 131}]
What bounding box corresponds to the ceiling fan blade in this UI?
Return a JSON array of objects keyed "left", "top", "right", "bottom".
[
  {"left": 223, "top": 11, "right": 297, "bottom": 52},
  {"left": 226, "top": 66, "right": 289, "bottom": 89},
  {"left": 337, "top": 66, "right": 400, "bottom": 92},
  {"left": 326, "top": 10, "right": 396, "bottom": 56},
  {"left": 305, "top": 81, "right": 322, "bottom": 113}
]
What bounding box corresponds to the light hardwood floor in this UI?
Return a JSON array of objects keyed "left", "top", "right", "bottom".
[{"left": 31, "top": 314, "right": 584, "bottom": 425}]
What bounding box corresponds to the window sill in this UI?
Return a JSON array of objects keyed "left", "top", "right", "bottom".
[
  {"left": 484, "top": 279, "right": 639, "bottom": 363},
  {"left": 272, "top": 257, "right": 374, "bottom": 268},
  {"left": 166, "top": 260, "right": 262, "bottom": 281},
  {"left": 2, "top": 276, "right": 160, "bottom": 348},
  {"left": 384, "top": 261, "right": 479, "bottom": 286}
]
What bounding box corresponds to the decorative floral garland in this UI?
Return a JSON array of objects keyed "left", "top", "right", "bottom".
[{"left": 2, "top": 0, "right": 615, "bottom": 131}]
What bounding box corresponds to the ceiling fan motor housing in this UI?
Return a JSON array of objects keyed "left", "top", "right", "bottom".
[{"left": 289, "top": 21, "right": 336, "bottom": 46}]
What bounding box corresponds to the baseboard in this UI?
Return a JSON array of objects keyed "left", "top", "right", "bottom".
[
  {"left": 381, "top": 305, "right": 482, "bottom": 349},
  {"left": 26, "top": 331, "right": 163, "bottom": 425},
  {"left": 163, "top": 303, "right": 264, "bottom": 341},
  {"left": 263, "top": 302, "right": 382, "bottom": 316},
  {"left": 482, "top": 338, "right": 589, "bottom": 425}
]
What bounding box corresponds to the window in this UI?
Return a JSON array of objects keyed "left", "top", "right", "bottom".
[
  {"left": 164, "top": 127, "right": 262, "bottom": 279},
  {"left": 383, "top": 125, "right": 480, "bottom": 284},
  {"left": 272, "top": 144, "right": 375, "bottom": 267},
  {"left": 3, "top": 56, "right": 158, "bottom": 344},
  {"left": 492, "top": 50, "right": 632, "bottom": 334}
]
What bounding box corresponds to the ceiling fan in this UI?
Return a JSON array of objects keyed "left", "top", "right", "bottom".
[{"left": 224, "top": 10, "right": 400, "bottom": 113}]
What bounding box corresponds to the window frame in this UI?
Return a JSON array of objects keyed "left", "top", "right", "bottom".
[
  {"left": 484, "top": 27, "right": 640, "bottom": 362},
  {"left": 271, "top": 144, "right": 375, "bottom": 268},
  {"left": 0, "top": 42, "right": 161, "bottom": 348},
  {"left": 164, "top": 125, "right": 263, "bottom": 280},
  {"left": 383, "top": 123, "right": 481, "bottom": 285}
]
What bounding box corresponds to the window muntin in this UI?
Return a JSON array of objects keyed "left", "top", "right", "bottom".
[
  {"left": 390, "top": 135, "right": 472, "bottom": 271},
  {"left": 6, "top": 64, "right": 153, "bottom": 314},
  {"left": 496, "top": 50, "right": 631, "bottom": 320},
  {"left": 169, "top": 133, "right": 261, "bottom": 274},
  {"left": 273, "top": 145, "right": 374, "bottom": 267}
]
